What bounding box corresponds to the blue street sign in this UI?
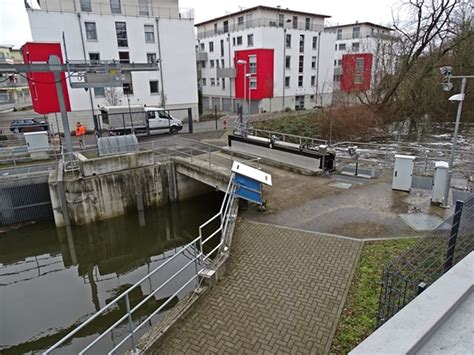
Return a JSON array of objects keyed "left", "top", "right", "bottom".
[{"left": 235, "top": 173, "right": 262, "bottom": 205}]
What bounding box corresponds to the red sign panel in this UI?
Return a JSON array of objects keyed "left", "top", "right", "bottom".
[{"left": 21, "top": 42, "right": 71, "bottom": 114}]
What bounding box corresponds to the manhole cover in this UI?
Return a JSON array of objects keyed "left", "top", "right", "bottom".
[
  {"left": 399, "top": 213, "right": 450, "bottom": 231},
  {"left": 329, "top": 182, "right": 352, "bottom": 190}
]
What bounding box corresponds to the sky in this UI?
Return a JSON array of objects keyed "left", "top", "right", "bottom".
[{"left": 0, "top": 0, "right": 398, "bottom": 48}]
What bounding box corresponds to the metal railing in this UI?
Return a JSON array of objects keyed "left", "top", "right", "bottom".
[
  {"left": 376, "top": 195, "right": 474, "bottom": 327},
  {"left": 197, "top": 17, "right": 325, "bottom": 39},
  {"left": 325, "top": 30, "right": 395, "bottom": 41},
  {"left": 29, "top": 0, "right": 194, "bottom": 20},
  {"left": 45, "top": 172, "right": 238, "bottom": 354},
  {"left": 234, "top": 123, "right": 328, "bottom": 148}
]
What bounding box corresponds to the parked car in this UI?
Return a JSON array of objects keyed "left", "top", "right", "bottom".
[{"left": 10, "top": 118, "right": 49, "bottom": 133}]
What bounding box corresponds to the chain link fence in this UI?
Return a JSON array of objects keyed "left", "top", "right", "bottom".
[{"left": 376, "top": 195, "right": 474, "bottom": 327}]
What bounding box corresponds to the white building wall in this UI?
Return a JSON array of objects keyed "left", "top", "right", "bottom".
[
  {"left": 27, "top": 5, "right": 198, "bottom": 130},
  {"left": 199, "top": 23, "right": 335, "bottom": 112}
]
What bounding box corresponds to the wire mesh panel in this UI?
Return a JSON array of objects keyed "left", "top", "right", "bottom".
[
  {"left": 376, "top": 196, "right": 474, "bottom": 327},
  {"left": 0, "top": 177, "right": 53, "bottom": 225}
]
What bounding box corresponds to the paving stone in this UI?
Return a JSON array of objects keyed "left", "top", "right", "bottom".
[{"left": 152, "top": 221, "right": 361, "bottom": 354}]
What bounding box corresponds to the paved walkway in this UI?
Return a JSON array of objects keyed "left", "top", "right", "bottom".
[{"left": 152, "top": 221, "right": 362, "bottom": 354}]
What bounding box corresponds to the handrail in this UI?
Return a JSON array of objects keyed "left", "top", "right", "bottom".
[{"left": 45, "top": 172, "right": 238, "bottom": 354}]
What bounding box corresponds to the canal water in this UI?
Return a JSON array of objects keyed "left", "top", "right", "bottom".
[{"left": 0, "top": 191, "right": 223, "bottom": 354}]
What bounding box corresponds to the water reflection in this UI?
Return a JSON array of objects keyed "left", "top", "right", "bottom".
[{"left": 0, "top": 192, "right": 222, "bottom": 354}]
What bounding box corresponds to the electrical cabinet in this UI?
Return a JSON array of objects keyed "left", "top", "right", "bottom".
[
  {"left": 431, "top": 161, "right": 449, "bottom": 204},
  {"left": 392, "top": 155, "right": 415, "bottom": 192}
]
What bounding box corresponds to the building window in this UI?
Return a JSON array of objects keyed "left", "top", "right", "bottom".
[
  {"left": 123, "top": 82, "right": 133, "bottom": 95},
  {"left": 220, "top": 39, "right": 224, "bottom": 56},
  {"left": 278, "top": 14, "right": 284, "bottom": 27},
  {"left": 146, "top": 52, "right": 156, "bottom": 63},
  {"left": 249, "top": 55, "right": 257, "bottom": 74},
  {"left": 338, "top": 59, "right": 342, "bottom": 66},
  {"left": 311, "top": 75, "right": 316, "bottom": 87},
  {"left": 299, "top": 34, "right": 305, "bottom": 53},
  {"left": 305, "top": 17, "right": 310, "bottom": 30},
  {"left": 311, "top": 56, "right": 317, "bottom": 69},
  {"left": 238, "top": 16, "right": 244, "bottom": 25},
  {"left": 356, "top": 58, "right": 364, "bottom": 73},
  {"left": 312, "top": 36, "right": 317, "bottom": 50},
  {"left": 210, "top": 78, "right": 215, "bottom": 86},
  {"left": 115, "top": 22, "right": 128, "bottom": 47},
  {"left": 298, "top": 55, "right": 304, "bottom": 73},
  {"left": 352, "top": 26, "right": 360, "bottom": 39},
  {"left": 216, "top": 60, "right": 220, "bottom": 69},
  {"left": 247, "top": 34, "right": 254, "bottom": 47},
  {"left": 334, "top": 74, "right": 341, "bottom": 82},
  {"left": 352, "top": 42, "right": 360, "bottom": 52},
  {"left": 232, "top": 37, "right": 236, "bottom": 46},
  {"left": 236, "top": 36, "right": 243, "bottom": 45},
  {"left": 138, "top": 0, "right": 149, "bottom": 15},
  {"left": 249, "top": 77, "right": 257, "bottom": 89},
  {"left": 199, "top": 42, "right": 205, "bottom": 51},
  {"left": 89, "top": 52, "right": 100, "bottom": 63},
  {"left": 110, "top": 0, "right": 121, "bottom": 14},
  {"left": 80, "top": 0, "right": 91, "bottom": 12},
  {"left": 354, "top": 74, "right": 363, "bottom": 84},
  {"left": 210, "top": 60, "right": 214, "bottom": 68},
  {"left": 295, "top": 95, "right": 305, "bottom": 109},
  {"left": 223, "top": 20, "right": 229, "bottom": 33},
  {"left": 285, "top": 55, "right": 291, "bottom": 69},
  {"left": 201, "top": 60, "right": 206, "bottom": 68},
  {"left": 285, "top": 76, "right": 290, "bottom": 88},
  {"left": 222, "top": 78, "right": 225, "bottom": 90},
  {"left": 298, "top": 75, "right": 303, "bottom": 87},
  {"left": 149, "top": 80, "right": 159, "bottom": 94},
  {"left": 286, "top": 34, "right": 291, "bottom": 48},
  {"left": 214, "top": 23, "right": 218, "bottom": 34},
  {"left": 245, "top": 14, "right": 253, "bottom": 26},
  {"left": 292, "top": 16, "right": 298, "bottom": 29},
  {"left": 202, "top": 78, "right": 207, "bottom": 86},
  {"left": 216, "top": 77, "right": 220, "bottom": 86},
  {"left": 339, "top": 43, "right": 346, "bottom": 51},
  {"left": 209, "top": 41, "right": 214, "bottom": 52},
  {"left": 337, "top": 29, "right": 342, "bottom": 40},
  {"left": 85, "top": 22, "right": 97, "bottom": 41},
  {"left": 144, "top": 25, "right": 155, "bottom": 43},
  {"left": 119, "top": 51, "right": 130, "bottom": 63}
]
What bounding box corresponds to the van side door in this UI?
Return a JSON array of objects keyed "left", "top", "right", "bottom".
[{"left": 147, "top": 111, "right": 160, "bottom": 129}]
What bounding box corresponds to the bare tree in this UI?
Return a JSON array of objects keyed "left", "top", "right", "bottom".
[
  {"left": 381, "top": 0, "right": 470, "bottom": 105},
  {"left": 104, "top": 87, "right": 123, "bottom": 106}
]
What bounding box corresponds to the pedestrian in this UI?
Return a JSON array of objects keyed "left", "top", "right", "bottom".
[{"left": 75, "top": 122, "right": 86, "bottom": 150}]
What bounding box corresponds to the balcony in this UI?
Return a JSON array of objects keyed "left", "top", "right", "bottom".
[
  {"left": 28, "top": 0, "right": 194, "bottom": 20},
  {"left": 0, "top": 75, "right": 29, "bottom": 88},
  {"left": 197, "top": 17, "right": 325, "bottom": 39},
  {"left": 328, "top": 30, "right": 396, "bottom": 41},
  {"left": 196, "top": 51, "right": 208, "bottom": 61}
]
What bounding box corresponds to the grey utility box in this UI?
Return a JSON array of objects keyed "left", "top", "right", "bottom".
[
  {"left": 24, "top": 131, "right": 49, "bottom": 158},
  {"left": 431, "top": 161, "right": 449, "bottom": 204},
  {"left": 392, "top": 155, "right": 415, "bottom": 192}
]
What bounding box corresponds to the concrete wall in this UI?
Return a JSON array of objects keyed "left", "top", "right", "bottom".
[{"left": 49, "top": 155, "right": 226, "bottom": 226}]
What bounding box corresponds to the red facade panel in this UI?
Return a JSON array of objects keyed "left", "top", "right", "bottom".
[
  {"left": 234, "top": 49, "right": 274, "bottom": 100},
  {"left": 340, "top": 53, "right": 373, "bottom": 92},
  {"left": 21, "top": 42, "right": 71, "bottom": 114}
]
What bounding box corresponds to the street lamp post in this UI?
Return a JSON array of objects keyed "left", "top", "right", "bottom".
[
  {"left": 246, "top": 73, "right": 253, "bottom": 116},
  {"left": 442, "top": 77, "right": 467, "bottom": 208},
  {"left": 237, "top": 59, "right": 247, "bottom": 119}
]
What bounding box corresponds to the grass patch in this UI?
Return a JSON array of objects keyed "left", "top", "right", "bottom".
[
  {"left": 330, "top": 238, "right": 417, "bottom": 354},
  {"left": 252, "top": 111, "right": 321, "bottom": 138}
]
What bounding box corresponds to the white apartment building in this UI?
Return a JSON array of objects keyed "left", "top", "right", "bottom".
[
  {"left": 196, "top": 6, "right": 336, "bottom": 113},
  {"left": 326, "top": 22, "right": 395, "bottom": 101},
  {"left": 26, "top": 0, "right": 198, "bottom": 127}
]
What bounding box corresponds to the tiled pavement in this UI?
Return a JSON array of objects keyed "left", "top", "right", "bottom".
[{"left": 152, "top": 221, "right": 362, "bottom": 354}]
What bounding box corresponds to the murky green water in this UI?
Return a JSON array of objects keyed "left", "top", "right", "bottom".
[{"left": 0, "top": 192, "right": 222, "bottom": 354}]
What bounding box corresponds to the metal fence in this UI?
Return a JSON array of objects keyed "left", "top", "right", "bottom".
[
  {"left": 45, "top": 172, "right": 238, "bottom": 354},
  {"left": 376, "top": 195, "right": 474, "bottom": 327}
]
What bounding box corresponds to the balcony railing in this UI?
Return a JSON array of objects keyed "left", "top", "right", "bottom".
[
  {"left": 197, "top": 17, "right": 325, "bottom": 39},
  {"left": 327, "top": 30, "right": 396, "bottom": 41},
  {"left": 0, "top": 75, "right": 29, "bottom": 88},
  {"left": 29, "top": 0, "right": 194, "bottom": 20}
]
